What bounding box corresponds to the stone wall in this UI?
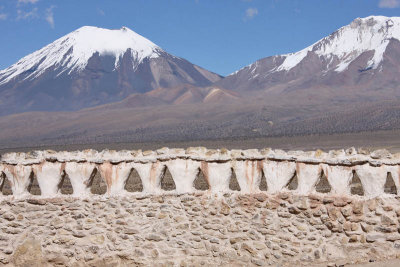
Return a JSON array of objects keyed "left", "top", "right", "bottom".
[
  {"left": 0, "top": 147, "right": 399, "bottom": 198},
  {"left": 0, "top": 147, "right": 400, "bottom": 266},
  {"left": 1, "top": 193, "right": 400, "bottom": 266}
]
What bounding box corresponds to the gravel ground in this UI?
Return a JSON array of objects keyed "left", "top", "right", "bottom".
[{"left": 1, "top": 130, "right": 400, "bottom": 154}]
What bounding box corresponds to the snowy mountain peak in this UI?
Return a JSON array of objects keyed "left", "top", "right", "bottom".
[
  {"left": 275, "top": 16, "right": 400, "bottom": 73},
  {"left": 0, "top": 26, "right": 163, "bottom": 85},
  {"left": 64, "top": 25, "right": 162, "bottom": 64}
]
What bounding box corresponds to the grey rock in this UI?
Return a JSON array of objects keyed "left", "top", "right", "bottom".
[{"left": 145, "top": 234, "right": 163, "bottom": 242}]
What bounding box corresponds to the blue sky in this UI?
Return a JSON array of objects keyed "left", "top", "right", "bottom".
[{"left": 0, "top": 0, "right": 400, "bottom": 76}]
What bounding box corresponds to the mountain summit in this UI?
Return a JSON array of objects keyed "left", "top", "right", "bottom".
[
  {"left": 274, "top": 15, "right": 400, "bottom": 73},
  {"left": 217, "top": 16, "right": 400, "bottom": 98},
  {"left": 0, "top": 26, "right": 162, "bottom": 84},
  {"left": 0, "top": 26, "right": 221, "bottom": 115}
]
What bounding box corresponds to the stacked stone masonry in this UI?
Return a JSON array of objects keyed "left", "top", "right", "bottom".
[
  {"left": 1, "top": 147, "right": 399, "bottom": 197},
  {"left": 0, "top": 147, "right": 400, "bottom": 266}
]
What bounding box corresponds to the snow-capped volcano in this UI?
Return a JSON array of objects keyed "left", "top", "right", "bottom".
[
  {"left": 0, "top": 26, "right": 221, "bottom": 115},
  {"left": 278, "top": 16, "right": 400, "bottom": 72},
  {"left": 218, "top": 16, "right": 400, "bottom": 95},
  {"left": 0, "top": 26, "right": 163, "bottom": 85}
]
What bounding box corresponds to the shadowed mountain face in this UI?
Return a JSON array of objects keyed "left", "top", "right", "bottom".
[{"left": 0, "top": 26, "right": 222, "bottom": 115}]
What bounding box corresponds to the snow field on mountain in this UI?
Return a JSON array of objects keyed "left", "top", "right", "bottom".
[{"left": 0, "top": 26, "right": 162, "bottom": 85}]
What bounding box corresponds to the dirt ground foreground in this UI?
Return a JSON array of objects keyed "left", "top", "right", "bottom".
[{"left": 2, "top": 129, "right": 400, "bottom": 154}]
